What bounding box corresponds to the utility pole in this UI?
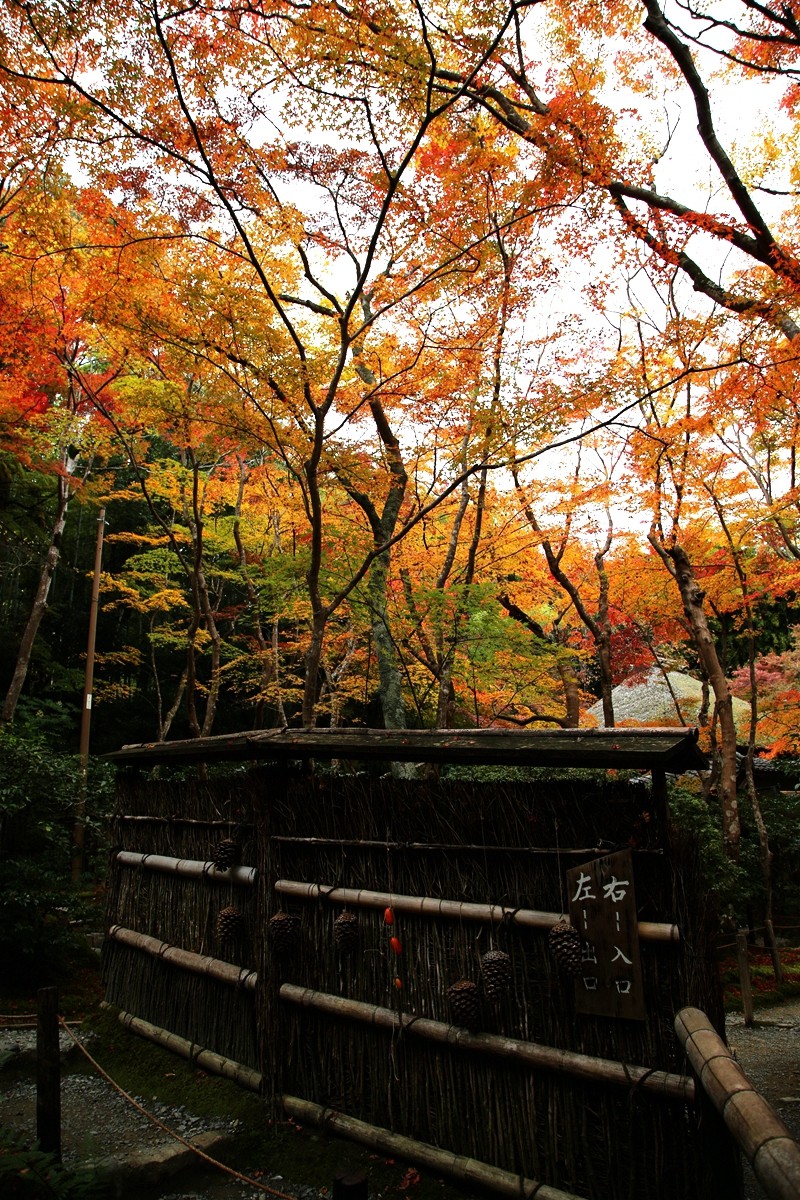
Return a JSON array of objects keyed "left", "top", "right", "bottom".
[{"left": 72, "top": 507, "right": 106, "bottom": 883}]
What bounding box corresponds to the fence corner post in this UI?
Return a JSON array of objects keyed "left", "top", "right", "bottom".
[{"left": 36, "top": 986, "right": 61, "bottom": 1160}]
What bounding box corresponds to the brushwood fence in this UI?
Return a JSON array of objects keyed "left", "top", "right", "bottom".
[{"left": 104, "top": 756, "right": 735, "bottom": 1200}]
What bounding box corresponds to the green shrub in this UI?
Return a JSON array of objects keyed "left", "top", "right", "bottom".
[
  {"left": 0, "top": 728, "right": 114, "bottom": 987},
  {"left": 0, "top": 1128, "right": 107, "bottom": 1200}
]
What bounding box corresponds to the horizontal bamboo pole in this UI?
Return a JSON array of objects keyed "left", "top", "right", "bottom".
[
  {"left": 115, "top": 850, "right": 256, "bottom": 886},
  {"left": 109, "top": 1006, "right": 262, "bottom": 1092},
  {"left": 274, "top": 880, "right": 680, "bottom": 944},
  {"left": 282, "top": 1095, "right": 586, "bottom": 1200},
  {"left": 675, "top": 1007, "right": 800, "bottom": 1200},
  {"left": 118, "top": 816, "right": 253, "bottom": 829},
  {"left": 271, "top": 836, "right": 663, "bottom": 857},
  {"left": 281, "top": 984, "right": 694, "bottom": 1102},
  {"left": 108, "top": 926, "right": 258, "bottom": 990}
]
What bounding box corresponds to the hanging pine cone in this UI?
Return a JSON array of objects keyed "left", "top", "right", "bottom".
[
  {"left": 548, "top": 918, "right": 584, "bottom": 977},
  {"left": 481, "top": 949, "right": 512, "bottom": 1001},
  {"left": 447, "top": 979, "right": 481, "bottom": 1031},
  {"left": 210, "top": 837, "right": 241, "bottom": 872},
  {"left": 216, "top": 905, "right": 242, "bottom": 943},
  {"left": 269, "top": 910, "right": 301, "bottom": 957},
  {"left": 333, "top": 910, "right": 359, "bottom": 953}
]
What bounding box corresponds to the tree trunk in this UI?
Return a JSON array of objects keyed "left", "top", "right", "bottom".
[
  {"left": 596, "top": 636, "right": 614, "bottom": 727},
  {"left": 232, "top": 457, "right": 285, "bottom": 728},
  {"left": 556, "top": 658, "right": 580, "bottom": 728},
  {"left": 512, "top": 471, "right": 615, "bottom": 726},
  {"left": 435, "top": 664, "right": 456, "bottom": 729},
  {"left": 302, "top": 611, "right": 328, "bottom": 727},
  {"left": 594, "top": 541, "right": 615, "bottom": 726},
  {"left": 160, "top": 668, "right": 187, "bottom": 742},
  {"left": 710, "top": 490, "right": 781, "bottom": 976},
  {"left": 1, "top": 468, "right": 73, "bottom": 724},
  {"left": 369, "top": 550, "right": 406, "bottom": 730},
  {"left": 338, "top": 393, "right": 409, "bottom": 736},
  {"left": 661, "top": 541, "right": 741, "bottom": 858}
]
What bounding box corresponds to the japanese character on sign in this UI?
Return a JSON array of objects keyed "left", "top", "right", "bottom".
[
  {"left": 602, "top": 876, "right": 629, "bottom": 903},
  {"left": 612, "top": 946, "right": 633, "bottom": 965},
  {"left": 615, "top": 980, "right": 632, "bottom": 995},
  {"left": 572, "top": 872, "right": 596, "bottom": 902},
  {"left": 583, "top": 977, "right": 598, "bottom": 991}
]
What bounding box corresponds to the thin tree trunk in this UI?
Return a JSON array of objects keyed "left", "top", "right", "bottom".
[
  {"left": 161, "top": 669, "right": 188, "bottom": 742},
  {"left": 368, "top": 550, "right": 406, "bottom": 730},
  {"left": 594, "top": 528, "right": 615, "bottom": 726},
  {"left": 302, "top": 612, "right": 327, "bottom": 727},
  {"left": 232, "top": 457, "right": 284, "bottom": 727},
  {"left": 339, "top": 392, "right": 409, "bottom": 735},
  {"left": 650, "top": 535, "right": 740, "bottom": 858},
  {"left": 512, "top": 468, "right": 616, "bottom": 725},
  {"left": 272, "top": 616, "right": 287, "bottom": 726},
  {"left": 709, "top": 492, "right": 781, "bottom": 974},
  {"left": 180, "top": 449, "right": 224, "bottom": 739},
  {"left": 556, "top": 658, "right": 580, "bottom": 728},
  {"left": 1, "top": 466, "right": 74, "bottom": 724}
]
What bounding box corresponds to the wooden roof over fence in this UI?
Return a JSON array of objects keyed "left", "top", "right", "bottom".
[{"left": 109, "top": 726, "right": 707, "bottom": 771}]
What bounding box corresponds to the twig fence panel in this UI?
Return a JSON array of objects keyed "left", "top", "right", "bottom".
[{"left": 105, "top": 733, "right": 732, "bottom": 1200}]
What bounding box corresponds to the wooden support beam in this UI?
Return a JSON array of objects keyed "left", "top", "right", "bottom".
[
  {"left": 280, "top": 984, "right": 694, "bottom": 1102},
  {"left": 274, "top": 880, "right": 680, "bottom": 943},
  {"left": 675, "top": 1007, "right": 800, "bottom": 1200},
  {"left": 282, "top": 1095, "right": 587, "bottom": 1200}
]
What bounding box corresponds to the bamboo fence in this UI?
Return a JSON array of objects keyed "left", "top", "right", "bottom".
[{"left": 106, "top": 765, "right": 731, "bottom": 1200}]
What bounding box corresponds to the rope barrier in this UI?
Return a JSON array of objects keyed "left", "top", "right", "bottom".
[{"left": 57, "top": 1017, "right": 298, "bottom": 1200}]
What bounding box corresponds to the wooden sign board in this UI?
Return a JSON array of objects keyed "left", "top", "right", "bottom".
[{"left": 567, "top": 848, "right": 645, "bottom": 1021}]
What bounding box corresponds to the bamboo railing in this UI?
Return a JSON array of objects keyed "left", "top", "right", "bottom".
[
  {"left": 107, "top": 926, "right": 257, "bottom": 990},
  {"left": 274, "top": 880, "right": 680, "bottom": 943},
  {"left": 281, "top": 984, "right": 694, "bottom": 1101},
  {"left": 106, "top": 1005, "right": 262, "bottom": 1091},
  {"left": 675, "top": 1007, "right": 800, "bottom": 1200},
  {"left": 114, "top": 850, "right": 256, "bottom": 886},
  {"left": 282, "top": 1096, "right": 587, "bottom": 1200}
]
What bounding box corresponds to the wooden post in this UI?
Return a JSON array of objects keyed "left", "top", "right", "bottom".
[
  {"left": 333, "top": 1170, "right": 369, "bottom": 1200},
  {"left": 73, "top": 506, "right": 106, "bottom": 882},
  {"left": 736, "top": 929, "right": 754, "bottom": 1027},
  {"left": 36, "top": 987, "right": 61, "bottom": 1159}
]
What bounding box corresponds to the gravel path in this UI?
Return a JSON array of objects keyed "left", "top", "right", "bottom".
[
  {"left": 2, "top": 1005, "right": 800, "bottom": 1199},
  {"left": 0, "top": 1029, "right": 313, "bottom": 1200},
  {"left": 725, "top": 999, "right": 800, "bottom": 1199}
]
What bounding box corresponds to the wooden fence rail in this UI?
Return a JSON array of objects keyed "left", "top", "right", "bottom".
[
  {"left": 105, "top": 1005, "right": 262, "bottom": 1091},
  {"left": 274, "top": 880, "right": 680, "bottom": 943},
  {"left": 282, "top": 1096, "right": 587, "bottom": 1200},
  {"left": 108, "top": 926, "right": 258, "bottom": 990},
  {"left": 281, "top": 984, "right": 694, "bottom": 1101},
  {"left": 114, "top": 850, "right": 256, "bottom": 885}
]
